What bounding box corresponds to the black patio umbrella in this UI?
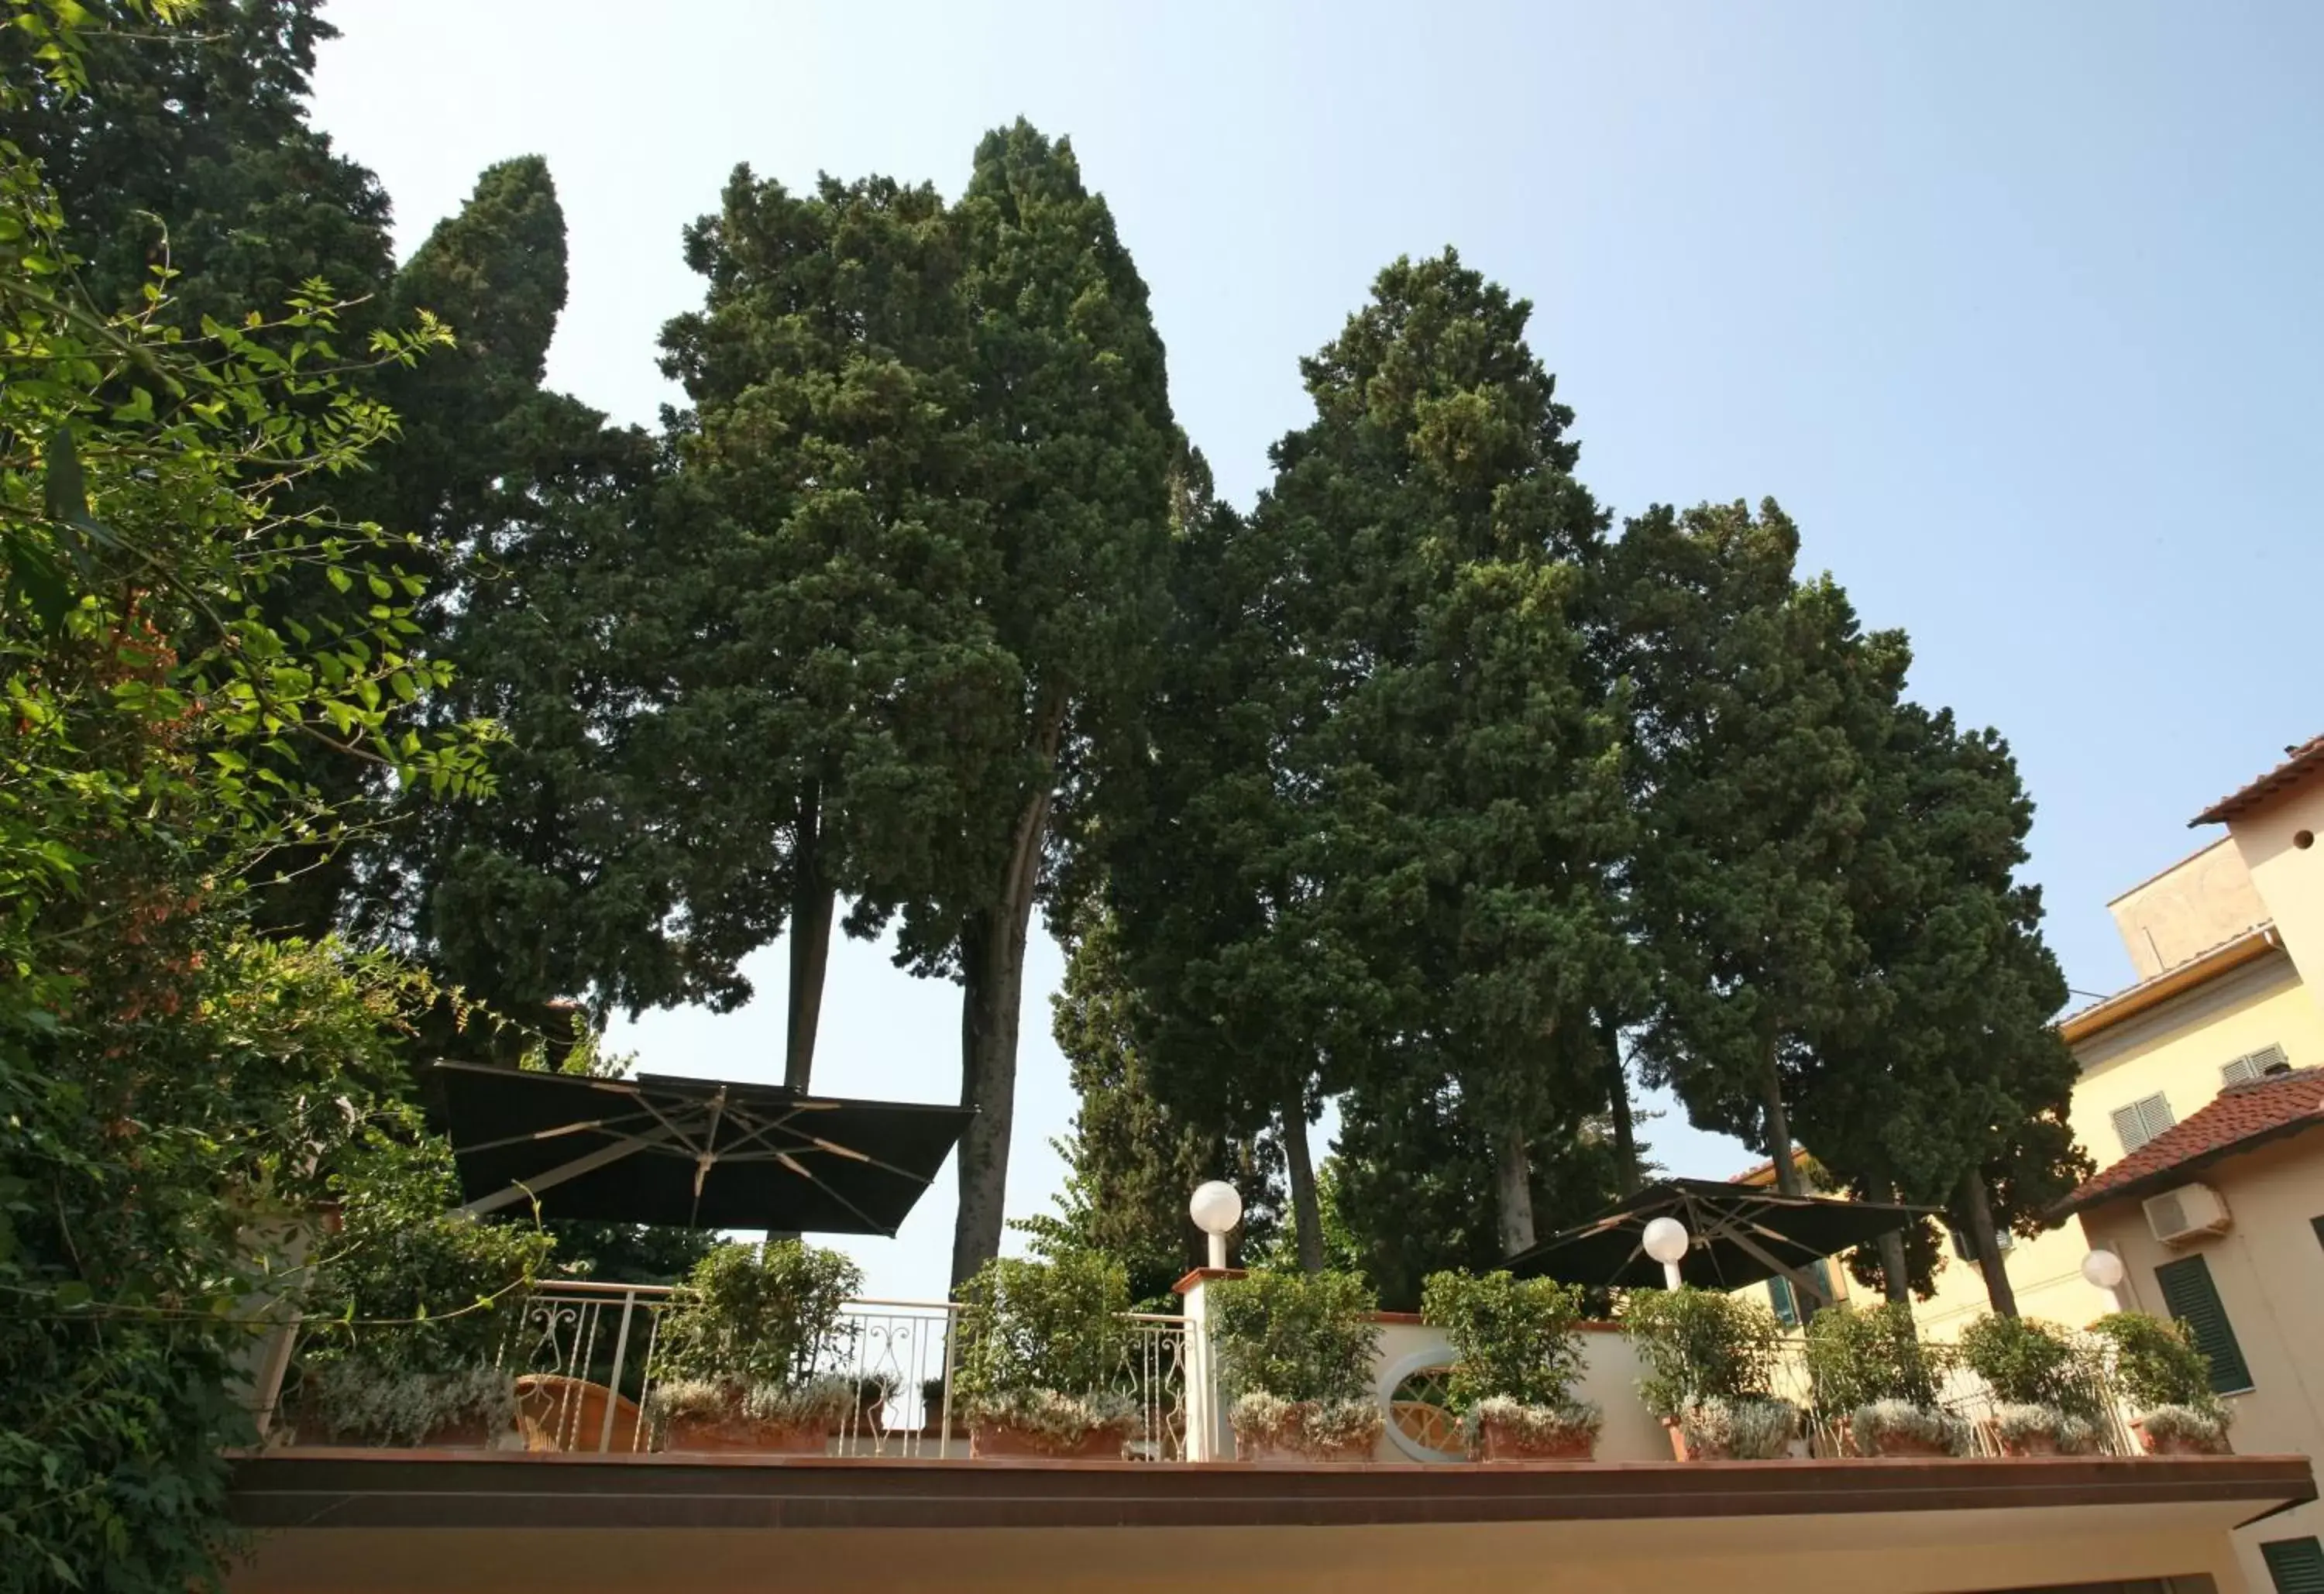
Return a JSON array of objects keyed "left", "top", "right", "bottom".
[
  {"left": 1504, "top": 1177, "right": 1936, "bottom": 1305},
  {"left": 421, "top": 1061, "right": 971, "bottom": 1235}
]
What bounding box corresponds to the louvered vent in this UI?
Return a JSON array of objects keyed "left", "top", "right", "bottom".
[
  {"left": 2222, "top": 1042, "right": 2291, "bottom": 1088},
  {"left": 2109, "top": 1091, "right": 2176, "bottom": 1154}
]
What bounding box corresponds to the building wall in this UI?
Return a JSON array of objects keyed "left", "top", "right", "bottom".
[
  {"left": 2111, "top": 837, "right": 2268, "bottom": 980},
  {"left": 1906, "top": 950, "right": 2322, "bottom": 1342},
  {"left": 2228, "top": 780, "right": 2324, "bottom": 1013},
  {"left": 2078, "top": 1125, "right": 2324, "bottom": 1593}
]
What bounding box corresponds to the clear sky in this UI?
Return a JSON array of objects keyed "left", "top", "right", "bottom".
[{"left": 309, "top": 1, "right": 2324, "bottom": 1302}]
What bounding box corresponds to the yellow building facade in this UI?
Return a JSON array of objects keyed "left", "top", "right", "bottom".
[{"left": 1899, "top": 744, "right": 2324, "bottom": 1344}]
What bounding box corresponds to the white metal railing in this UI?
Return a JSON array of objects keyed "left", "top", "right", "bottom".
[{"left": 497, "top": 1281, "right": 1188, "bottom": 1462}]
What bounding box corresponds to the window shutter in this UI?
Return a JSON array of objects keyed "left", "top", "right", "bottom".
[
  {"left": 2262, "top": 1536, "right": 2324, "bottom": 1594},
  {"left": 2154, "top": 1254, "right": 2254, "bottom": 1394},
  {"left": 2112, "top": 1092, "right": 2177, "bottom": 1154},
  {"left": 2223, "top": 1043, "right": 2291, "bottom": 1089},
  {"left": 1766, "top": 1276, "right": 1800, "bottom": 1329}
]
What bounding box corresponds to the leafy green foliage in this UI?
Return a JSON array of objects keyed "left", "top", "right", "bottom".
[
  {"left": 1421, "top": 1269, "right": 1590, "bottom": 1414},
  {"left": 297, "top": 1112, "right": 552, "bottom": 1379},
  {"left": 652, "top": 1241, "right": 862, "bottom": 1390},
  {"left": 2092, "top": 1311, "right": 2225, "bottom": 1418},
  {"left": 1019, "top": 910, "right": 1284, "bottom": 1307},
  {"left": 1620, "top": 1286, "right": 1785, "bottom": 1420},
  {"left": 1208, "top": 1269, "right": 1380, "bottom": 1407},
  {"left": 954, "top": 1252, "right": 1131, "bottom": 1404},
  {"left": 1800, "top": 1301, "right": 1949, "bottom": 1417},
  {"left": 1957, "top": 1314, "right": 2106, "bottom": 1422},
  {"left": 295, "top": 1362, "right": 515, "bottom": 1449}
]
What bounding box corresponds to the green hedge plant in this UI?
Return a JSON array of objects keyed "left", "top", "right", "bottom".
[
  {"left": 1958, "top": 1314, "right": 2106, "bottom": 1455},
  {"left": 1212, "top": 1269, "right": 1384, "bottom": 1460},
  {"left": 1620, "top": 1286, "right": 1795, "bottom": 1460},
  {"left": 954, "top": 1253, "right": 1138, "bottom": 1454},
  {"left": 2092, "top": 1311, "right": 2230, "bottom": 1454},
  {"left": 1422, "top": 1270, "right": 1602, "bottom": 1458},
  {"left": 296, "top": 1126, "right": 554, "bottom": 1448},
  {"left": 1802, "top": 1302, "right": 1965, "bottom": 1456},
  {"left": 648, "top": 1240, "right": 862, "bottom": 1443}
]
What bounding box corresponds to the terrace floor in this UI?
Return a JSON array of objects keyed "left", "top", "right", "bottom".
[{"left": 226, "top": 1449, "right": 2314, "bottom": 1594}]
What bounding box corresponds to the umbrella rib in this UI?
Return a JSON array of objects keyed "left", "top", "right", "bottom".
[
  {"left": 453, "top": 1107, "right": 661, "bottom": 1157},
  {"left": 775, "top": 1151, "right": 893, "bottom": 1236},
  {"left": 716, "top": 1108, "right": 937, "bottom": 1187}
]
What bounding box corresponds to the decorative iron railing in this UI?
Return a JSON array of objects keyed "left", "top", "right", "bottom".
[{"left": 496, "top": 1280, "right": 1188, "bottom": 1462}]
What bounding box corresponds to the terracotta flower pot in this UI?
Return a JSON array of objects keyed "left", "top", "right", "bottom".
[
  {"left": 1851, "top": 1427, "right": 1956, "bottom": 1458},
  {"left": 515, "top": 1374, "right": 647, "bottom": 1454},
  {"left": 2133, "top": 1420, "right": 2231, "bottom": 1457},
  {"left": 662, "top": 1410, "right": 828, "bottom": 1455},
  {"left": 1236, "top": 1431, "right": 1377, "bottom": 1465},
  {"left": 1475, "top": 1413, "right": 1596, "bottom": 1462},
  {"left": 968, "top": 1418, "right": 1133, "bottom": 1461},
  {"left": 1231, "top": 1400, "right": 1380, "bottom": 1465}
]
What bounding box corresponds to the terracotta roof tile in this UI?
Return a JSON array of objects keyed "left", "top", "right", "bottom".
[
  {"left": 2054, "top": 1066, "right": 2324, "bottom": 1216},
  {"left": 2190, "top": 734, "right": 2324, "bottom": 826}
]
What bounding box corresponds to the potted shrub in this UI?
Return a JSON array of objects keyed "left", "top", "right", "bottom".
[
  {"left": 1211, "top": 1269, "right": 1384, "bottom": 1464},
  {"left": 1621, "top": 1286, "right": 1796, "bottom": 1461},
  {"left": 1957, "top": 1314, "right": 2106, "bottom": 1456},
  {"left": 954, "top": 1252, "right": 1139, "bottom": 1458},
  {"left": 1421, "top": 1269, "right": 1602, "bottom": 1461},
  {"left": 2092, "top": 1311, "right": 2232, "bottom": 1456},
  {"left": 293, "top": 1150, "right": 552, "bottom": 1449},
  {"left": 648, "top": 1239, "right": 862, "bottom": 1455},
  {"left": 1803, "top": 1301, "right": 1968, "bottom": 1458}
]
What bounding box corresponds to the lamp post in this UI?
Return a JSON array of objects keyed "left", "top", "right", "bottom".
[
  {"left": 1642, "top": 1215, "right": 1690, "bottom": 1290},
  {"left": 1190, "top": 1180, "right": 1243, "bottom": 1271}
]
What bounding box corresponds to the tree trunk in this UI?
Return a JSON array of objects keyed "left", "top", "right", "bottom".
[
  {"left": 1281, "top": 1088, "right": 1324, "bottom": 1274},
  {"left": 1761, "top": 1036, "right": 1800, "bottom": 1197},
  {"left": 948, "top": 694, "right": 1067, "bottom": 1290},
  {"left": 1877, "top": 1227, "right": 1913, "bottom": 1304},
  {"left": 1494, "top": 1122, "right": 1537, "bottom": 1256},
  {"left": 784, "top": 782, "right": 834, "bottom": 1094},
  {"left": 1957, "top": 1167, "right": 2018, "bottom": 1317},
  {"left": 1597, "top": 1014, "right": 1640, "bottom": 1196}
]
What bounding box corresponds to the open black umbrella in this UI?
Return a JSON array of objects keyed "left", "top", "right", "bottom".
[
  {"left": 422, "top": 1062, "right": 971, "bottom": 1235},
  {"left": 1504, "top": 1177, "right": 1935, "bottom": 1305}
]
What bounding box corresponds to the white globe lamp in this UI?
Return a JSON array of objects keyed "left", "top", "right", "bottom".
[
  {"left": 1642, "top": 1215, "right": 1690, "bottom": 1290},
  {"left": 2081, "top": 1248, "right": 2126, "bottom": 1298},
  {"left": 1189, "top": 1180, "right": 1243, "bottom": 1270}
]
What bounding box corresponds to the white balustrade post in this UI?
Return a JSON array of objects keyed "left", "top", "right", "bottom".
[{"left": 1175, "top": 1269, "right": 1238, "bottom": 1462}]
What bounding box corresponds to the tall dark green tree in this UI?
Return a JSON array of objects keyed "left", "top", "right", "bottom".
[
  {"left": 1095, "top": 437, "right": 1365, "bottom": 1272},
  {"left": 652, "top": 167, "right": 1019, "bottom": 1089},
  {"left": 1802, "top": 705, "right": 2090, "bottom": 1314},
  {"left": 1261, "top": 250, "right": 1631, "bottom": 1256},
  {"left": 1614, "top": 500, "right": 1907, "bottom": 1206},
  {"left": 0, "top": 0, "right": 392, "bottom": 325},
  {"left": 1023, "top": 909, "right": 1282, "bottom": 1306},
  {"left": 931, "top": 123, "right": 1177, "bottom": 1286}
]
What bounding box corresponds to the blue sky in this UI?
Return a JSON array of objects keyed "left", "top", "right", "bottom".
[{"left": 311, "top": 1, "right": 2324, "bottom": 1300}]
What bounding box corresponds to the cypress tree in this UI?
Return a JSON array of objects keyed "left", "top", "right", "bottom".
[{"left": 937, "top": 123, "right": 1176, "bottom": 1285}]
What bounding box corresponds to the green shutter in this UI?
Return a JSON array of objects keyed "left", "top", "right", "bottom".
[
  {"left": 2262, "top": 1535, "right": 2324, "bottom": 1594},
  {"left": 2153, "top": 1254, "right": 2254, "bottom": 1394}
]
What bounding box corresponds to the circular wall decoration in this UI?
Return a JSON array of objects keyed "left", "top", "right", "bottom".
[{"left": 1377, "top": 1347, "right": 1465, "bottom": 1463}]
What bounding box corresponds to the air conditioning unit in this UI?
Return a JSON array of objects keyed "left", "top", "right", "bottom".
[{"left": 2144, "top": 1183, "right": 2232, "bottom": 1246}]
